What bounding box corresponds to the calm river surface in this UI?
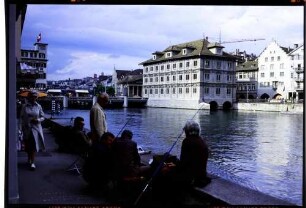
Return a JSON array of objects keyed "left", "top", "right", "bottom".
[{"left": 48, "top": 108, "right": 303, "bottom": 205}]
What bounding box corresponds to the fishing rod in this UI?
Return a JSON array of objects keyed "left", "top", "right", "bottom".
[
  {"left": 48, "top": 117, "right": 74, "bottom": 120},
  {"left": 115, "top": 118, "right": 131, "bottom": 138},
  {"left": 133, "top": 103, "right": 206, "bottom": 206}
]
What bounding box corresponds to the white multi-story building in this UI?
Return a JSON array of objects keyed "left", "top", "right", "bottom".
[
  {"left": 289, "top": 44, "right": 304, "bottom": 101},
  {"left": 19, "top": 41, "right": 48, "bottom": 90},
  {"left": 257, "top": 41, "right": 304, "bottom": 101},
  {"left": 140, "top": 38, "right": 237, "bottom": 110}
]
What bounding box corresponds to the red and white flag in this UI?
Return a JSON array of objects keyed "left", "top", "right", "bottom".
[{"left": 37, "top": 33, "right": 42, "bottom": 42}]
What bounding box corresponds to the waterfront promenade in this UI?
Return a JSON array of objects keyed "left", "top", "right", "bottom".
[
  {"left": 13, "top": 125, "right": 298, "bottom": 207},
  {"left": 16, "top": 128, "right": 110, "bottom": 205},
  {"left": 14, "top": 128, "right": 211, "bottom": 207}
]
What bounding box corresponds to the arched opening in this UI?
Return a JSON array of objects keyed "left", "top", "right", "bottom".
[
  {"left": 273, "top": 93, "right": 283, "bottom": 99},
  {"left": 223, "top": 101, "right": 232, "bottom": 110},
  {"left": 260, "top": 93, "right": 269, "bottom": 99},
  {"left": 209, "top": 101, "right": 218, "bottom": 111}
]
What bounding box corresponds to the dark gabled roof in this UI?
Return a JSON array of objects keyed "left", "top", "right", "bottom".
[
  {"left": 288, "top": 44, "right": 304, "bottom": 55},
  {"left": 280, "top": 46, "right": 294, "bottom": 54},
  {"left": 140, "top": 39, "right": 236, "bottom": 65},
  {"left": 129, "top": 69, "right": 143, "bottom": 75},
  {"left": 117, "top": 74, "right": 143, "bottom": 84},
  {"left": 236, "top": 60, "right": 258, "bottom": 72},
  {"left": 164, "top": 45, "right": 181, "bottom": 52},
  {"left": 115, "top": 69, "right": 143, "bottom": 79},
  {"left": 152, "top": 51, "right": 165, "bottom": 55},
  {"left": 115, "top": 70, "right": 131, "bottom": 79}
]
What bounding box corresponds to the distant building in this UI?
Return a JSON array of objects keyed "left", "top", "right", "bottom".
[
  {"left": 236, "top": 60, "right": 258, "bottom": 100},
  {"left": 140, "top": 38, "right": 237, "bottom": 109},
  {"left": 231, "top": 49, "right": 257, "bottom": 63},
  {"left": 18, "top": 40, "right": 48, "bottom": 90},
  {"left": 117, "top": 70, "right": 143, "bottom": 97},
  {"left": 257, "top": 41, "right": 304, "bottom": 101},
  {"left": 112, "top": 69, "right": 142, "bottom": 96}
]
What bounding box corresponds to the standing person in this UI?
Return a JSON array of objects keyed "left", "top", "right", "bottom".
[
  {"left": 19, "top": 90, "right": 46, "bottom": 170},
  {"left": 90, "top": 93, "right": 109, "bottom": 143}
]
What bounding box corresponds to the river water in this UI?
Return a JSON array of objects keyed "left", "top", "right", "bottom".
[{"left": 47, "top": 108, "right": 303, "bottom": 205}]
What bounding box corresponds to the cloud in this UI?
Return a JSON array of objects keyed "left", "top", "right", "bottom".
[
  {"left": 47, "top": 50, "right": 144, "bottom": 81},
  {"left": 21, "top": 5, "right": 304, "bottom": 81}
]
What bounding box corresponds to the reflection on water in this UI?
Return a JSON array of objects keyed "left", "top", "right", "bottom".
[{"left": 48, "top": 108, "right": 303, "bottom": 205}]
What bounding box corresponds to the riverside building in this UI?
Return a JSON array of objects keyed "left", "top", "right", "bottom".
[
  {"left": 140, "top": 38, "right": 237, "bottom": 110},
  {"left": 257, "top": 41, "right": 304, "bottom": 101},
  {"left": 18, "top": 37, "right": 48, "bottom": 90},
  {"left": 236, "top": 60, "right": 258, "bottom": 100}
]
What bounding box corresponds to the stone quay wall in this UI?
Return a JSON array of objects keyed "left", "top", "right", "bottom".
[
  {"left": 233, "top": 102, "right": 303, "bottom": 113},
  {"left": 147, "top": 99, "right": 210, "bottom": 110},
  {"left": 147, "top": 98, "right": 303, "bottom": 113}
]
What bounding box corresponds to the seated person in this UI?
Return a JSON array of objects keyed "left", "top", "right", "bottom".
[
  {"left": 177, "top": 120, "right": 210, "bottom": 187},
  {"left": 69, "top": 116, "right": 92, "bottom": 154},
  {"left": 112, "top": 129, "right": 151, "bottom": 180},
  {"left": 152, "top": 120, "right": 210, "bottom": 202},
  {"left": 82, "top": 132, "right": 115, "bottom": 189}
]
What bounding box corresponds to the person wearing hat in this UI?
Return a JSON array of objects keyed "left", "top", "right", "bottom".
[{"left": 19, "top": 90, "right": 46, "bottom": 170}]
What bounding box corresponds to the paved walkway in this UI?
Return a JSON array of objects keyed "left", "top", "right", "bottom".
[
  {"left": 16, "top": 128, "right": 210, "bottom": 207},
  {"left": 17, "top": 128, "right": 112, "bottom": 205},
  {"left": 16, "top": 125, "right": 295, "bottom": 207}
]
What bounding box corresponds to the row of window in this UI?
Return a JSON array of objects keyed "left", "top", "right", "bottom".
[
  {"left": 146, "top": 61, "right": 199, "bottom": 72},
  {"left": 144, "top": 74, "right": 198, "bottom": 83},
  {"left": 260, "top": 71, "right": 287, "bottom": 78},
  {"left": 237, "top": 84, "right": 256, "bottom": 91},
  {"left": 145, "top": 61, "right": 233, "bottom": 73},
  {"left": 144, "top": 73, "right": 233, "bottom": 83},
  {"left": 260, "top": 63, "right": 285, "bottom": 70},
  {"left": 236, "top": 72, "right": 257, "bottom": 79},
  {"left": 259, "top": 81, "right": 284, "bottom": 87},
  {"left": 291, "top": 54, "right": 303, "bottom": 60},
  {"left": 22, "top": 52, "right": 46, "bottom": 59},
  {"left": 23, "top": 62, "right": 47, "bottom": 68},
  {"left": 264, "top": 56, "right": 281, "bottom": 62},
  {"left": 144, "top": 87, "right": 232, "bottom": 95}
]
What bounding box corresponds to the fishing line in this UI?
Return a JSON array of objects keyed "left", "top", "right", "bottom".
[
  {"left": 134, "top": 103, "right": 206, "bottom": 206},
  {"left": 115, "top": 118, "right": 131, "bottom": 138}
]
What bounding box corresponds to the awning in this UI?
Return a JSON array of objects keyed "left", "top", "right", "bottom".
[
  {"left": 75, "top": 90, "right": 89, "bottom": 93},
  {"left": 47, "top": 89, "right": 62, "bottom": 93}
]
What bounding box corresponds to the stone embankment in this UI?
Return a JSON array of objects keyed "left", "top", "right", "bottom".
[{"left": 234, "top": 103, "right": 303, "bottom": 114}]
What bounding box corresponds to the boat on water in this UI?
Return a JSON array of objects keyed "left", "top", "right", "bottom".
[{"left": 137, "top": 145, "right": 151, "bottom": 155}]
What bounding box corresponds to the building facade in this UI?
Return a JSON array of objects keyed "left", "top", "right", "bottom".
[
  {"left": 140, "top": 39, "right": 237, "bottom": 109},
  {"left": 18, "top": 41, "right": 48, "bottom": 90},
  {"left": 289, "top": 44, "right": 304, "bottom": 101},
  {"left": 257, "top": 41, "right": 304, "bottom": 101},
  {"left": 236, "top": 60, "right": 258, "bottom": 100},
  {"left": 112, "top": 69, "right": 143, "bottom": 96}
]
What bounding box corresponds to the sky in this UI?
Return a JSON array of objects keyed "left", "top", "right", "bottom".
[{"left": 21, "top": 5, "right": 304, "bottom": 81}]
